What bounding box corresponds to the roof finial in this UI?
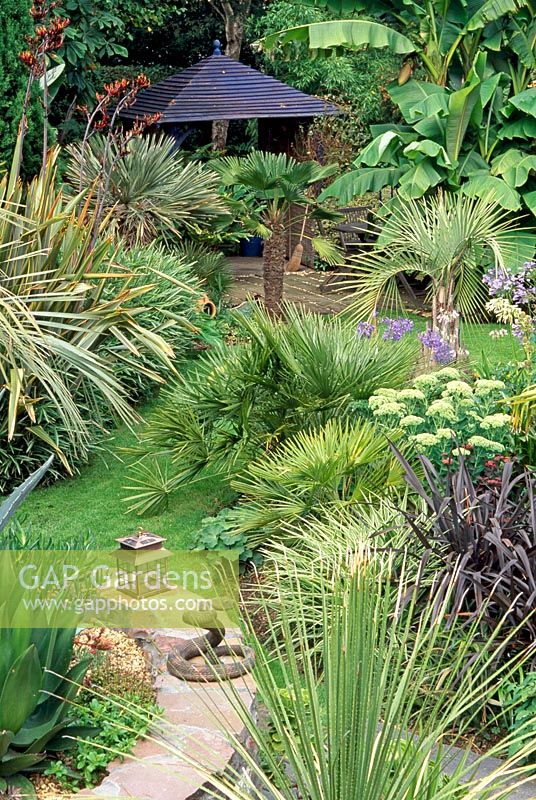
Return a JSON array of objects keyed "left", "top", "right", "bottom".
[{"left": 213, "top": 39, "right": 222, "bottom": 55}]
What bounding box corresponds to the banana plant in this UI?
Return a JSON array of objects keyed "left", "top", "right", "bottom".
[
  {"left": 0, "top": 628, "right": 93, "bottom": 798},
  {"left": 260, "top": 0, "right": 536, "bottom": 215},
  {"left": 260, "top": 0, "right": 530, "bottom": 87},
  {"left": 319, "top": 51, "right": 536, "bottom": 211}
]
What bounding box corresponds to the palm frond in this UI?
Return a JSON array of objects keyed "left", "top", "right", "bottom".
[
  {"left": 65, "top": 134, "right": 230, "bottom": 247},
  {"left": 346, "top": 192, "right": 534, "bottom": 319}
]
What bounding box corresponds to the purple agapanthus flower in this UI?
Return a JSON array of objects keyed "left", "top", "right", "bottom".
[
  {"left": 483, "top": 262, "right": 536, "bottom": 305},
  {"left": 356, "top": 321, "right": 375, "bottom": 338},
  {"left": 380, "top": 317, "right": 414, "bottom": 341},
  {"left": 418, "top": 329, "right": 455, "bottom": 364}
]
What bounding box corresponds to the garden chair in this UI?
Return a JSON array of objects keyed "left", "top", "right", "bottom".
[{"left": 320, "top": 206, "right": 371, "bottom": 291}]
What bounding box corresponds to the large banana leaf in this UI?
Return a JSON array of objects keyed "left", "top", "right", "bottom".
[
  {"left": 506, "top": 86, "right": 536, "bottom": 117},
  {"left": 388, "top": 80, "right": 448, "bottom": 124},
  {"left": 398, "top": 159, "right": 444, "bottom": 199},
  {"left": 319, "top": 166, "right": 407, "bottom": 204},
  {"left": 462, "top": 173, "right": 522, "bottom": 210},
  {"left": 445, "top": 81, "right": 481, "bottom": 161},
  {"left": 491, "top": 148, "right": 536, "bottom": 187},
  {"left": 466, "top": 0, "right": 528, "bottom": 31},
  {"left": 261, "top": 19, "right": 415, "bottom": 55}
]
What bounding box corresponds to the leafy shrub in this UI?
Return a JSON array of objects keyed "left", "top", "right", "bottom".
[
  {"left": 394, "top": 446, "right": 536, "bottom": 642},
  {"left": 191, "top": 508, "right": 262, "bottom": 571},
  {"left": 500, "top": 670, "right": 536, "bottom": 764},
  {"left": 230, "top": 418, "right": 404, "bottom": 546},
  {"left": 65, "top": 134, "right": 230, "bottom": 247},
  {"left": 73, "top": 695, "right": 161, "bottom": 787},
  {"left": 367, "top": 367, "right": 514, "bottom": 475},
  {"left": 0, "top": 628, "right": 92, "bottom": 797},
  {"left": 104, "top": 244, "right": 216, "bottom": 401},
  {"left": 0, "top": 0, "right": 43, "bottom": 178},
  {"left": 125, "top": 305, "right": 418, "bottom": 514},
  {"left": 0, "top": 150, "right": 179, "bottom": 489},
  {"left": 46, "top": 694, "right": 161, "bottom": 789},
  {"left": 173, "top": 241, "right": 232, "bottom": 304}
]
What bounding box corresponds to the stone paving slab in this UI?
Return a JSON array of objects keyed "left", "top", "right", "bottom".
[
  {"left": 80, "top": 628, "right": 256, "bottom": 800},
  {"left": 226, "top": 256, "right": 353, "bottom": 315}
]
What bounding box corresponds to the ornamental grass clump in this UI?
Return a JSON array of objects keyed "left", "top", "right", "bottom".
[
  {"left": 368, "top": 368, "right": 514, "bottom": 475},
  {"left": 154, "top": 543, "right": 536, "bottom": 800}
]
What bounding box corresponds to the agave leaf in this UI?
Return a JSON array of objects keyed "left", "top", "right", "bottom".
[
  {"left": 0, "top": 646, "right": 41, "bottom": 734},
  {"left": 0, "top": 732, "right": 13, "bottom": 759},
  {"left": 0, "top": 752, "right": 45, "bottom": 778}
]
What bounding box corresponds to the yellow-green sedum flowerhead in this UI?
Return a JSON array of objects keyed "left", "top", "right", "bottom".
[
  {"left": 400, "top": 415, "right": 425, "bottom": 428},
  {"left": 479, "top": 413, "right": 511, "bottom": 431},
  {"left": 434, "top": 367, "right": 461, "bottom": 381},
  {"left": 410, "top": 432, "right": 440, "bottom": 450},
  {"left": 474, "top": 379, "right": 506, "bottom": 396},
  {"left": 426, "top": 400, "right": 457, "bottom": 422},
  {"left": 398, "top": 388, "right": 426, "bottom": 402},
  {"left": 467, "top": 435, "right": 505, "bottom": 451},
  {"left": 442, "top": 380, "right": 473, "bottom": 397},
  {"left": 372, "top": 402, "right": 405, "bottom": 418}
]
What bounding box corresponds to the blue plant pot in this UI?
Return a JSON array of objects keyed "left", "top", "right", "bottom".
[{"left": 239, "top": 236, "right": 264, "bottom": 258}]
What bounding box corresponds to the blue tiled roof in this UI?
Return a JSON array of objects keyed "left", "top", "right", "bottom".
[{"left": 119, "top": 54, "right": 339, "bottom": 123}]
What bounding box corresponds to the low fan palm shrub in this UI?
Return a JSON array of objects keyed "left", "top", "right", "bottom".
[
  {"left": 65, "top": 134, "right": 230, "bottom": 247},
  {"left": 230, "top": 418, "right": 405, "bottom": 546},
  {"left": 125, "top": 305, "right": 418, "bottom": 514},
  {"left": 151, "top": 546, "right": 536, "bottom": 799}
]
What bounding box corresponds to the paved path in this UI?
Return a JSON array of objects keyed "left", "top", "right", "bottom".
[
  {"left": 80, "top": 629, "right": 255, "bottom": 800},
  {"left": 226, "top": 256, "right": 354, "bottom": 315}
]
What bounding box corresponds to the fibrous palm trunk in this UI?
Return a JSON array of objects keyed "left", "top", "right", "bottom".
[
  {"left": 263, "top": 222, "right": 286, "bottom": 315},
  {"left": 432, "top": 279, "right": 461, "bottom": 359}
]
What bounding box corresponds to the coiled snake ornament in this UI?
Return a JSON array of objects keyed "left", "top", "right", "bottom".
[{"left": 167, "top": 611, "right": 255, "bottom": 682}]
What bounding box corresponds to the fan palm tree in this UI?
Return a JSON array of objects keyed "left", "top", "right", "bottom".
[
  {"left": 214, "top": 151, "right": 341, "bottom": 313},
  {"left": 65, "top": 134, "right": 230, "bottom": 247},
  {"left": 347, "top": 192, "right": 535, "bottom": 358}
]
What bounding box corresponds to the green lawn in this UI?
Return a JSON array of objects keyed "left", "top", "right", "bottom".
[
  {"left": 16, "top": 410, "right": 235, "bottom": 550},
  {"left": 407, "top": 315, "right": 522, "bottom": 368}
]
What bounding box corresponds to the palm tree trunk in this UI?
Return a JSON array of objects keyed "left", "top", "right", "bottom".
[
  {"left": 432, "top": 280, "right": 461, "bottom": 359},
  {"left": 263, "top": 222, "right": 286, "bottom": 315}
]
